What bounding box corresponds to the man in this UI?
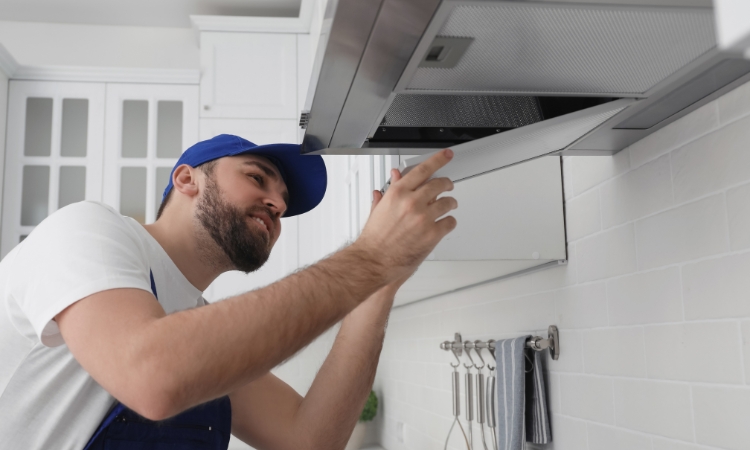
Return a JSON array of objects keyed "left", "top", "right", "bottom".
[{"left": 0, "top": 134, "right": 456, "bottom": 449}]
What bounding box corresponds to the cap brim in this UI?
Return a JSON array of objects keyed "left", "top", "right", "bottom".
[{"left": 234, "top": 143, "right": 327, "bottom": 217}]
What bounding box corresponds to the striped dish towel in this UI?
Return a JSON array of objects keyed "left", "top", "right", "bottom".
[{"left": 495, "top": 336, "right": 552, "bottom": 450}]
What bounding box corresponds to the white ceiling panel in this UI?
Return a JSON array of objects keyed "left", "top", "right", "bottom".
[{"left": 0, "top": 0, "right": 301, "bottom": 28}]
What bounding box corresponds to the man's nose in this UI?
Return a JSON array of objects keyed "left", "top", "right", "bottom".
[{"left": 264, "top": 195, "right": 286, "bottom": 218}]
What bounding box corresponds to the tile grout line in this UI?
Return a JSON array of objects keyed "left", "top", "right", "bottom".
[
  {"left": 689, "top": 385, "right": 698, "bottom": 443},
  {"left": 737, "top": 320, "right": 747, "bottom": 385},
  {"left": 543, "top": 370, "right": 750, "bottom": 389},
  {"left": 722, "top": 192, "right": 732, "bottom": 254},
  {"left": 678, "top": 267, "right": 687, "bottom": 322}
]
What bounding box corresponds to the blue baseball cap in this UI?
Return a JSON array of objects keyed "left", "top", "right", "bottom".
[{"left": 162, "top": 134, "right": 327, "bottom": 217}]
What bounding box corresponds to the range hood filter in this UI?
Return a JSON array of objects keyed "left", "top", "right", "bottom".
[
  {"left": 406, "top": 3, "right": 716, "bottom": 95},
  {"left": 380, "top": 94, "right": 543, "bottom": 128}
]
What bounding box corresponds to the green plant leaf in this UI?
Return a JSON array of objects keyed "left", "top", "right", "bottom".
[{"left": 359, "top": 390, "right": 378, "bottom": 422}]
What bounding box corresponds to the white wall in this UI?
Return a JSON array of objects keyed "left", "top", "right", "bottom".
[
  {"left": 0, "top": 68, "right": 8, "bottom": 228},
  {"left": 359, "top": 80, "right": 750, "bottom": 450},
  {"left": 0, "top": 21, "right": 198, "bottom": 69}
]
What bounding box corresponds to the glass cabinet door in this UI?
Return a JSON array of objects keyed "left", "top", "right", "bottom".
[
  {"left": 1, "top": 81, "right": 105, "bottom": 258},
  {"left": 102, "top": 84, "right": 199, "bottom": 225}
]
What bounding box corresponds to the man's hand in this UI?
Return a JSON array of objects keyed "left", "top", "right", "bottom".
[{"left": 355, "top": 149, "right": 457, "bottom": 285}]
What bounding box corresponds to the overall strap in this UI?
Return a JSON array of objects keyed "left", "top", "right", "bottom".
[
  {"left": 82, "top": 269, "right": 158, "bottom": 450},
  {"left": 150, "top": 269, "right": 158, "bottom": 300}
]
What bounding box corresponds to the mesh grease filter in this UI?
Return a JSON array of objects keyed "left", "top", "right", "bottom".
[
  {"left": 407, "top": 4, "right": 716, "bottom": 95},
  {"left": 380, "top": 94, "right": 542, "bottom": 127}
]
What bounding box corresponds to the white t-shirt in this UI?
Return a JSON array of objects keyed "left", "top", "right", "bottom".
[{"left": 0, "top": 201, "right": 205, "bottom": 450}]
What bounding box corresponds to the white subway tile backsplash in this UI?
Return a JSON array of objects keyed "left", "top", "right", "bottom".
[
  {"left": 578, "top": 224, "right": 637, "bottom": 282},
  {"left": 644, "top": 322, "right": 743, "bottom": 384},
  {"left": 614, "top": 380, "right": 693, "bottom": 441},
  {"left": 718, "top": 79, "right": 750, "bottom": 125},
  {"left": 571, "top": 149, "right": 631, "bottom": 196},
  {"left": 583, "top": 328, "right": 647, "bottom": 377},
  {"left": 555, "top": 283, "right": 608, "bottom": 329},
  {"left": 548, "top": 329, "right": 584, "bottom": 373},
  {"left": 607, "top": 267, "right": 683, "bottom": 326},
  {"left": 600, "top": 155, "right": 674, "bottom": 229},
  {"left": 560, "top": 374, "right": 614, "bottom": 424},
  {"left": 587, "top": 423, "right": 652, "bottom": 450},
  {"left": 478, "top": 292, "right": 556, "bottom": 335},
  {"left": 672, "top": 114, "right": 750, "bottom": 203},
  {"left": 726, "top": 182, "right": 750, "bottom": 250},
  {"left": 651, "top": 437, "right": 711, "bottom": 450},
  {"left": 548, "top": 373, "right": 561, "bottom": 414},
  {"left": 742, "top": 320, "right": 750, "bottom": 385},
  {"left": 693, "top": 386, "right": 750, "bottom": 450},
  {"left": 629, "top": 101, "right": 719, "bottom": 169},
  {"left": 353, "top": 80, "right": 750, "bottom": 449},
  {"left": 635, "top": 195, "right": 728, "bottom": 270},
  {"left": 551, "top": 414, "right": 589, "bottom": 450},
  {"left": 682, "top": 252, "right": 750, "bottom": 320},
  {"left": 566, "top": 188, "right": 601, "bottom": 241}
]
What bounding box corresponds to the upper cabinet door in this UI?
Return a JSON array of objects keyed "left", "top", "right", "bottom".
[
  {"left": 102, "top": 83, "right": 199, "bottom": 225},
  {"left": 200, "top": 32, "right": 297, "bottom": 119},
  {"left": 1, "top": 81, "right": 105, "bottom": 258}
]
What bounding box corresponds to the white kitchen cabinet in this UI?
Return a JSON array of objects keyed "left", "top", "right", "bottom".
[
  {"left": 199, "top": 118, "right": 298, "bottom": 144},
  {"left": 200, "top": 32, "right": 298, "bottom": 119},
  {"left": 102, "top": 83, "right": 199, "bottom": 225},
  {"left": 1, "top": 80, "right": 106, "bottom": 258},
  {"left": 297, "top": 155, "right": 352, "bottom": 268},
  {"left": 1, "top": 81, "right": 202, "bottom": 256}
]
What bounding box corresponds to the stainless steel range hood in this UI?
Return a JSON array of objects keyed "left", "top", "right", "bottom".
[{"left": 301, "top": 0, "right": 750, "bottom": 168}]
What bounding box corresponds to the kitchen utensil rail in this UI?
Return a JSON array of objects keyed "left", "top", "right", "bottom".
[{"left": 440, "top": 325, "right": 560, "bottom": 361}]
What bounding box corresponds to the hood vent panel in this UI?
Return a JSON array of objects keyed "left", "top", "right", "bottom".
[
  {"left": 302, "top": 0, "right": 749, "bottom": 158},
  {"left": 404, "top": 3, "right": 716, "bottom": 95},
  {"left": 399, "top": 99, "right": 633, "bottom": 183}
]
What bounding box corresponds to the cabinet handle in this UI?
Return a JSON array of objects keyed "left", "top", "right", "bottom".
[{"left": 203, "top": 105, "right": 211, "bottom": 111}]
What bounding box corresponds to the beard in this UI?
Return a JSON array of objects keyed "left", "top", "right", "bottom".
[{"left": 195, "top": 176, "right": 272, "bottom": 273}]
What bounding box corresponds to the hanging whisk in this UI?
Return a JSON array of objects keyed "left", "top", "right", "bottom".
[
  {"left": 471, "top": 341, "right": 490, "bottom": 450},
  {"left": 443, "top": 338, "right": 471, "bottom": 450},
  {"left": 464, "top": 351, "right": 475, "bottom": 450}
]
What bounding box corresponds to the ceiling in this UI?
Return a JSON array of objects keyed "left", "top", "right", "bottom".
[{"left": 0, "top": 0, "right": 302, "bottom": 28}]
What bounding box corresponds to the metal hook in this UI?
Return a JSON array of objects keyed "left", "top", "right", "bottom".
[
  {"left": 472, "top": 340, "right": 486, "bottom": 370},
  {"left": 487, "top": 339, "right": 497, "bottom": 371},
  {"left": 463, "top": 342, "right": 478, "bottom": 369},
  {"left": 449, "top": 346, "right": 462, "bottom": 368}
]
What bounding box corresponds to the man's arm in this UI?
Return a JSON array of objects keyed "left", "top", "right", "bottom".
[
  {"left": 230, "top": 283, "right": 397, "bottom": 450},
  {"left": 56, "top": 150, "right": 456, "bottom": 421}
]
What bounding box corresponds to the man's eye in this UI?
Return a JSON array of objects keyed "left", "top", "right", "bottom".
[{"left": 248, "top": 174, "right": 263, "bottom": 183}]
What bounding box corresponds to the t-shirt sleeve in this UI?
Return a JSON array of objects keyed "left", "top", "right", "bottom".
[{"left": 8, "top": 201, "right": 152, "bottom": 347}]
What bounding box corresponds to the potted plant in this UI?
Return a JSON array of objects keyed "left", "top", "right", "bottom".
[{"left": 345, "top": 390, "right": 378, "bottom": 450}]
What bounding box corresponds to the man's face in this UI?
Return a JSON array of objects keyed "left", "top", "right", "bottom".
[{"left": 195, "top": 154, "right": 288, "bottom": 273}]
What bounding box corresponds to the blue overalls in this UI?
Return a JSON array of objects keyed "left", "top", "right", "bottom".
[{"left": 83, "top": 271, "right": 232, "bottom": 450}]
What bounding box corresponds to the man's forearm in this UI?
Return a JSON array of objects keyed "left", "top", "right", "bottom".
[
  {"left": 137, "top": 243, "right": 389, "bottom": 417},
  {"left": 292, "top": 288, "right": 393, "bottom": 449}
]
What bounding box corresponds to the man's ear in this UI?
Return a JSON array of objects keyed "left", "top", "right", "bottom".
[{"left": 172, "top": 164, "right": 200, "bottom": 198}]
